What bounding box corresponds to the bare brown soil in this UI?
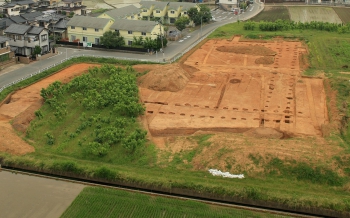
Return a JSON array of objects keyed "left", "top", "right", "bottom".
[
  {"left": 140, "top": 38, "right": 328, "bottom": 137},
  {"left": 0, "top": 63, "right": 99, "bottom": 155},
  {"left": 138, "top": 64, "right": 191, "bottom": 92}
]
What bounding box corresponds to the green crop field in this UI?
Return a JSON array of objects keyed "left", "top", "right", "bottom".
[
  {"left": 288, "top": 6, "right": 342, "bottom": 24},
  {"left": 61, "top": 187, "right": 290, "bottom": 218},
  {"left": 250, "top": 6, "right": 290, "bottom": 22},
  {"left": 333, "top": 7, "right": 350, "bottom": 24}
]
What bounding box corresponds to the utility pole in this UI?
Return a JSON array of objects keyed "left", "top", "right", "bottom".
[
  {"left": 157, "top": 21, "right": 165, "bottom": 62},
  {"left": 201, "top": 15, "right": 202, "bottom": 37}
]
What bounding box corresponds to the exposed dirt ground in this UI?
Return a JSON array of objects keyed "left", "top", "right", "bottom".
[
  {"left": 0, "top": 38, "right": 341, "bottom": 174},
  {"left": 140, "top": 38, "right": 328, "bottom": 137},
  {"left": 0, "top": 63, "right": 99, "bottom": 155}
]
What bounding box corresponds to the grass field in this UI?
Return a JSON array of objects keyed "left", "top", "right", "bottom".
[
  {"left": 250, "top": 6, "right": 290, "bottom": 22},
  {"left": 61, "top": 187, "right": 290, "bottom": 218},
  {"left": 333, "top": 7, "right": 350, "bottom": 24},
  {"left": 288, "top": 6, "right": 342, "bottom": 24}
]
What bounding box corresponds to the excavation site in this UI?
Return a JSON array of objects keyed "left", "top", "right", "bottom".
[{"left": 139, "top": 37, "right": 328, "bottom": 138}]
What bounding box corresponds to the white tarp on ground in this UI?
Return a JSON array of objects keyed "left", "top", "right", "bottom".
[{"left": 208, "top": 169, "right": 244, "bottom": 179}]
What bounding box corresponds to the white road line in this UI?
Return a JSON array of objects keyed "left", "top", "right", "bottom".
[
  {"left": 250, "top": 6, "right": 254, "bottom": 11},
  {"left": 179, "top": 40, "right": 184, "bottom": 42}
]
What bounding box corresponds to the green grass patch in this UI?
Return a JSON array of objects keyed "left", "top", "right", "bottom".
[{"left": 62, "top": 187, "right": 290, "bottom": 218}]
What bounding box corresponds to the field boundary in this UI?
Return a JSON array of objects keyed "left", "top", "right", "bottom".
[{"left": 1, "top": 164, "right": 347, "bottom": 218}]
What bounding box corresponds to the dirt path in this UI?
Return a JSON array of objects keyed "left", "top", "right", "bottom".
[{"left": 0, "top": 63, "right": 99, "bottom": 155}]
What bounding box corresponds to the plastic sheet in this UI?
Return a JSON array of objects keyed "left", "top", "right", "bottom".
[{"left": 208, "top": 169, "right": 244, "bottom": 179}]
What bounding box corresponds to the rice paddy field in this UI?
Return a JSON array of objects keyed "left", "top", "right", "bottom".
[
  {"left": 250, "top": 6, "right": 291, "bottom": 21},
  {"left": 251, "top": 6, "right": 349, "bottom": 24},
  {"left": 288, "top": 6, "right": 342, "bottom": 23},
  {"left": 333, "top": 7, "right": 350, "bottom": 23},
  {"left": 61, "top": 187, "right": 290, "bottom": 218}
]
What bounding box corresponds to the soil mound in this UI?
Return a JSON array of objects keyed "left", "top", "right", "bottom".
[
  {"left": 12, "top": 99, "right": 43, "bottom": 133},
  {"left": 216, "top": 45, "right": 276, "bottom": 56},
  {"left": 138, "top": 64, "right": 191, "bottom": 92},
  {"left": 255, "top": 56, "right": 274, "bottom": 65},
  {"left": 244, "top": 127, "right": 283, "bottom": 139}
]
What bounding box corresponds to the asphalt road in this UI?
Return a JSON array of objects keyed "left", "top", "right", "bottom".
[
  {"left": 0, "top": 2, "right": 263, "bottom": 88},
  {"left": 0, "top": 170, "right": 85, "bottom": 218}
]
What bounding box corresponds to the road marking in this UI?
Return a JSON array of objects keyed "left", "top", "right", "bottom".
[
  {"left": 179, "top": 40, "right": 184, "bottom": 42},
  {"left": 250, "top": 6, "right": 254, "bottom": 11},
  {"left": 222, "top": 16, "right": 227, "bottom": 19}
]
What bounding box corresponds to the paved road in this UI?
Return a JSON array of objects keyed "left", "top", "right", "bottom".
[
  {"left": 0, "top": 2, "right": 263, "bottom": 88},
  {"left": 0, "top": 170, "right": 85, "bottom": 218}
]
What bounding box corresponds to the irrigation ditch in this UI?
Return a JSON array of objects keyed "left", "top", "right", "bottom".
[{"left": 0, "top": 163, "right": 347, "bottom": 218}]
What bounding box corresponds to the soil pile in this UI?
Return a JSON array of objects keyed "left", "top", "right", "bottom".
[
  {"left": 12, "top": 99, "right": 42, "bottom": 133},
  {"left": 244, "top": 127, "right": 283, "bottom": 139},
  {"left": 255, "top": 56, "right": 275, "bottom": 65},
  {"left": 138, "top": 64, "right": 191, "bottom": 92},
  {"left": 216, "top": 45, "right": 276, "bottom": 56}
]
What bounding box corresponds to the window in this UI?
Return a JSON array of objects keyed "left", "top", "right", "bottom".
[
  {"left": 71, "top": 35, "right": 76, "bottom": 41},
  {"left": 170, "top": 18, "right": 176, "bottom": 24},
  {"left": 143, "top": 9, "right": 147, "bottom": 12},
  {"left": 115, "top": 29, "right": 119, "bottom": 33},
  {"left": 141, "top": 32, "right": 146, "bottom": 36},
  {"left": 183, "top": 11, "right": 187, "bottom": 14},
  {"left": 128, "top": 40, "right": 132, "bottom": 46},
  {"left": 128, "top": 30, "right": 132, "bottom": 34},
  {"left": 95, "top": 38, "right": 100, "bottom": 45},
  {"left": 83, "top": 36, "right": 87, "bottom": 42},
  {"left": 170, "top": 10, "right": 175, "bottom": 14},
  {"left": 41, "top": 34, "right": 47, "bottom": 41},
  {"left": 95, "top": 28, "right": 99, "bottom": 32},
  {"left": 71, "top": 26, "right": 75, "bottom": 29},
  {"left": 156, "top": 10, "right": 160, "bottom": 13},
  {"left": 83, "top": 27, "right": 87, "bottom": 30}
]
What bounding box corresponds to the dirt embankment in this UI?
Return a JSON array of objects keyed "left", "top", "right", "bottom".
[{"left": 0, "top": 63, "right": 99, "bottom": 155}]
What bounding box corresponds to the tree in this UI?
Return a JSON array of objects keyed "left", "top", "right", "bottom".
[
  {"left": 175, "top": 16, "right": 190, "bottom": 32},
  {"left": 68, "top": 12, "right": 74, "bottom": 18},
  {"left": 187, "top": 5, "right": 212, "bottom": 26},
  {"left": 32, "top": 45, "right": 41, "bottom": 59},
  {"left": 100, "top": 30, "right": 125, "bottom": 48}
]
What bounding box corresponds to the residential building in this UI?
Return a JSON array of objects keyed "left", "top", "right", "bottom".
[
  {"left": 4, "top": 24, "right": 49, "bottom": 56},
  {"left": 0, "top": 0, "right": 36, "bottom": 17},
  {"left": 140, "top": 1, "right": 168, "bottom": 22},
  {"left": 167, "top": 2, "right": 199, "bottom": 24},
  {"left": 0, "top": 36, "right": 16, "bottom": 67},
  {"left": 67, "top": 15, "right": 113, "bottom": 44},
  {"left": 98, "top": 5, "right": 141, "bottom": 21},
  {"left": 109, "top": 19, "right": 164, "bottom": 46},
  {"left": 140, "top": 1, "right": 198, "bottom": 23},
  {"left": 50, "top": 18, "right": 68, "bottom": 40},
  {"left": 59, "top": 0, "right": 87, "bottom": 15}
]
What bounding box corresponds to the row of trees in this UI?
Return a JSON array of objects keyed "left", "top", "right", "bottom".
[
  {"left": 99, "top": 31, "right": 168, "bottom": 50},
  {"left": 243, "top": 20, "right": 350, "bottom": 33}
]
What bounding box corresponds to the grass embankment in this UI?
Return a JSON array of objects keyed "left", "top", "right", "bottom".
[
  {"left": 61, "top": 187, "right": 289, "bottom": 218},
  {"left": 1, "top": 23, "right": 350, "bottom": 214}
]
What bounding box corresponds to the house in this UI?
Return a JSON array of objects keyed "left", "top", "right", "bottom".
[
  {"left": 49, "top": 18, "right": 68, "bottom": 40},
  {"left": 219, "top": 0, "right": 239, "bottom": 10},
  {"left": 0, "top": 36, "right": 16, "bottom": 67},
  {"left": 0, "top": 0, "right": 36, "bottom": 17},
  {"left": 4, "top": 24, "right": 49, "bottom": 56},
  {"left": 67, "top": 15, "right": 113, "bottom": 45},
  {"left": 140, "top": 1, "right": 198, "bottom": 23},
  {"left": 59, "top": 0, "right": 87, "bottom": 15},
  {"left": 98, "top": 5, "right": 141, "bottom": 21},
  {"left": 140, "top": 1, "right": 168, "bottom": 22},
  {"left": 167, "top": 2, "right": 199, "bottom": 24},
  {"left": 109, "top": 19, "right": 164, "bottom": 46},
  {"left": 21, "top": 11, "right": 44, "bottom": 25}
]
